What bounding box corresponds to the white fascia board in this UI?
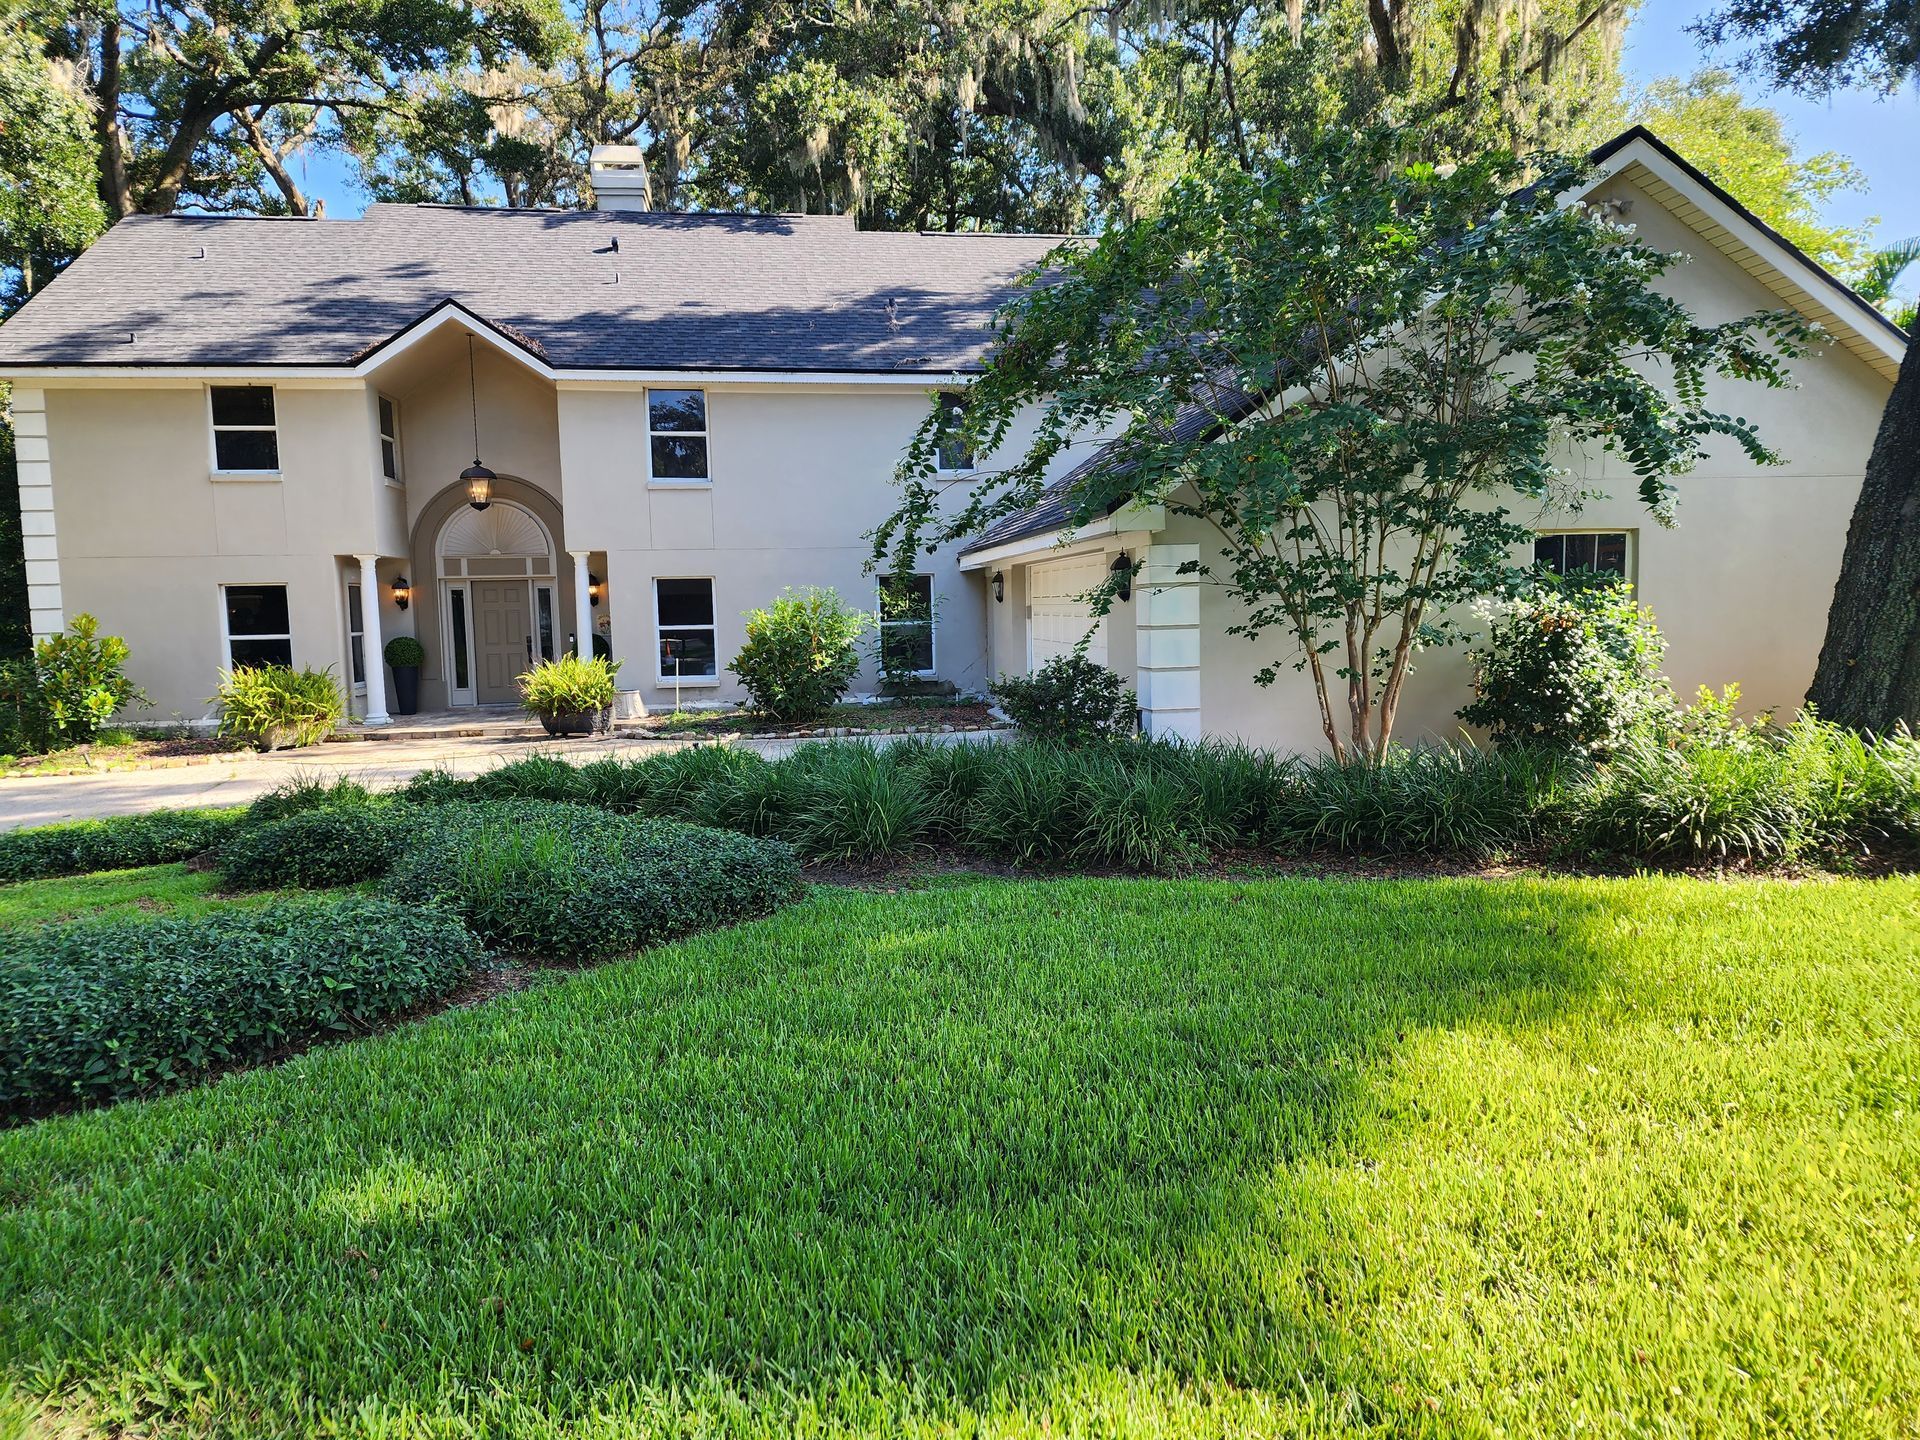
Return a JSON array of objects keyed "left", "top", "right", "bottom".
[{"left": 958, "top": 501, "right": 1166, "bottom": 569}]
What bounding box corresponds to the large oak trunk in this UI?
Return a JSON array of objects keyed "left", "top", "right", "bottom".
[{"left": 1807, "top": 339, "right": 1920, "bottom": 731}]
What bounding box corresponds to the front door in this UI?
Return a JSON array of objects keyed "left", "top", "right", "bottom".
[{"left": 472, "top": 580, "right": 532, "bottom": 705}]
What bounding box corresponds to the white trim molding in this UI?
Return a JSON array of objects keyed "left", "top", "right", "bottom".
[
  {"left": 1135, "top": 543, "right": 1203, "bottom": 741},
  {"left": 11, "top": 387, "right": 63, "bottom": 641}
]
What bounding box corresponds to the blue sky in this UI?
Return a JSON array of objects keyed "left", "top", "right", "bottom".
[{"left": 290, "top": 3, "right": 1919, "bottom": 258}]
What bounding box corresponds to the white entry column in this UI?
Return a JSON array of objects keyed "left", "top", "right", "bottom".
[
  {"left": 354, "top": 554, "right": 390, "bottom": 726},
  {"left": 570, "top": 549, "right": 594, "bottom": 659}
]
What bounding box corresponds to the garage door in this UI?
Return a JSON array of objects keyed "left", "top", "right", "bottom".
[{"left": 1027, "top": 554, "right": 1108, "bottom": 669}]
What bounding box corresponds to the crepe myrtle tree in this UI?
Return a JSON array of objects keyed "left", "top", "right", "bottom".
[{"left": 874, "top": 128, "right": 1814, "bottom": 760}]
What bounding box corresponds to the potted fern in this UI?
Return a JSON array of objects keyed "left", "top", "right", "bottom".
[
  {"left": 384, "top": 635, "right": 425, "bottom": 716},
  {"left": 212, "top": 665, "right": 343, "bottom": 751},
  {"left": 519, "top": 654, "right": 621, "bottom": 736}
]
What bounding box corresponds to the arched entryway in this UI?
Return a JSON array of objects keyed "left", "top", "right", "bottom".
[{"left": 435, "top": 500, "right": 559, "bottom": 706}]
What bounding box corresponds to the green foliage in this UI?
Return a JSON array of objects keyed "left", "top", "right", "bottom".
[
  {"left": 881, "top": 128, "right": 1812, "bottom": 760},
  {"left": 1630, "top": 69, "right": 1871, "bottom": 278},
  {"left": 0, "top": 20, "right": 105, "bottom": 312},
  {"left": 1693, "top": 0, "right": 1918, "bottom": 94},
  {"left": 244, "top": 775, "right": 376, "bottom": 825},
  {"left": 215, "top": 807, "right": 409, "bottom": 890},
  {"left": 991, "top": 655, "right": 1137, "bottom": 746},
  {"left": 730, "top": 587, "right": 868, "bottom": 724},
  {"left": 786, "top": 744, "right": 932, "bottom": 860},
  {"left": 0, "top": 808, "right": 245, "bottom": 884},
  {"left": 0, "top": 614, "right": 147, "bottom": 753},
  {"left": 0, "top": 897, "right": 480, "bottom": 1108},
  {"left": 383, "top": 635, "right": 426, "bottom": 669},
  {"left": 517, "top": 654, "right": 620, "bottom": 718},
  {"left": 390, "top": 801, "right": 802, "bottom": 961},
  {"left": 396, "top": 767, "right": 475, "bottom": 807},
  {"left": 469, "top": 753, "right": 585, "bottom": 803},
  {"left": 1568, "top": 689, "right": 1920, "bottom": 860},
  {"left": 1273, "top": 746, "right": 1572, "bottom": 857},
  {"left": 212, "top": 664, "right": 343, "bottom": 750},
  {"left": 1462, "top": 576, "right": 1671, "bottom": 756}
]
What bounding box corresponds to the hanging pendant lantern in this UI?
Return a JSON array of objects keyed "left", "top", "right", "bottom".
[{"left": 460, "top": 333, "right": 495, "bottom": 510}]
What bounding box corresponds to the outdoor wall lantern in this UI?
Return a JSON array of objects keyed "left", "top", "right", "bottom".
[
  {"left": 589, "top": 573, "right": 604, "bottom": 607},
  {"left": 1110, "top": 553, "right": 1135, "bottom": 603},
  {"left": 460, "top": 332, "right": 495, "bottom": 511},
  {"left": 991, "top": 571, "right": 1005, "bottom": 604},
  {"left": 392, "top": 576, "right": 411, "bottom": 611}
]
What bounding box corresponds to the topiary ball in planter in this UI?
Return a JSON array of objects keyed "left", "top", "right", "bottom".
[{"left": 383, "top": 635, "right": 426, "bottom": 716}]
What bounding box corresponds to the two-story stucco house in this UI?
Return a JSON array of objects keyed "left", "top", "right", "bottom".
[{"left": 0, "top": 130, "right": 1906, "bottom": 752}]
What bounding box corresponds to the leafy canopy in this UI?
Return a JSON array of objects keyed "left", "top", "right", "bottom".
[{"left": 878, "top": 128, "right": 1813, "bottom": 758}]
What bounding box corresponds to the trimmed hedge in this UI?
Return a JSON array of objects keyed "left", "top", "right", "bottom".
[
  {"left": 1, "top": 897, "right": 481, "bottom": 1107},
  {"left": 390, "top": 802, "right": 803, "bottom": 962},
  {"left": 0, "top": 807, "right": 245, "bottom": 884},
  {"left": 216, "top": 805, "right": 410, "bottom": 890}
]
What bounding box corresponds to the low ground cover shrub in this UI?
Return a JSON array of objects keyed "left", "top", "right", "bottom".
[
  {"left": 213, "top": 665, "right": 343, "bottom": 750},
  {"left": 991, "top": 656, "right": 1137, "bottom": 745},
  {"left": 730, "top": 587, "right": 868, "bottom": 723},
  {"left": 390, "top": 802, "right": 802, "bottom": 961},
  {"left": 0, "top": 808, "right": 245, "bottom": 884},
  {"left": 1, "top": 897, "right": 480, "bottom": 1107},
  {"left": 215, "top": 806, "right": 409, "bottom": 889}
]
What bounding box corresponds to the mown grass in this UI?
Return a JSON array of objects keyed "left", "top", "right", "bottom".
[
  {"left": 2, "top": 875, "right": 1917, "bottom": 1437},
  {"left": 0, "top": 863, "right": 241, "bottom": 928}
]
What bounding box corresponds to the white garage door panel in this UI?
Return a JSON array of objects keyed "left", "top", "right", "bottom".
[{"left": 1027, "top": 555, "right": 1108, "bottom": 668}]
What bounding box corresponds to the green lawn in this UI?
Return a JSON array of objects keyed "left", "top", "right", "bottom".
[
  {"left": 0, "top": 863, "right": 240, "bottom": 928},
  {"left": 2, "top": 874, "right": 1917, "bottom": 1437}
]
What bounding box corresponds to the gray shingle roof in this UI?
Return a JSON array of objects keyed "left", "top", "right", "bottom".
[{"left": 0, "top": 205, "right": 1064, "bottom": 372}]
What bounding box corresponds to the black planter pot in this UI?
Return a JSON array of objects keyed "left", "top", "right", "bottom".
[
  {"left": 538, "top": 708, "right": 603, "bottom": 737},
  {"left": 390, "top": 664, "right": 421, "bottom": 716}
]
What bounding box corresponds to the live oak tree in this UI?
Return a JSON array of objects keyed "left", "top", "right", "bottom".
[{"left": 875, "top": 130, "right": 1811, "bottom": 759}]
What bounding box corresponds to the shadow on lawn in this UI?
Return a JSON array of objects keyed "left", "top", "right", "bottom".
[{"left": 0, "top": 876, "right": 1625, "bottom": 1434}]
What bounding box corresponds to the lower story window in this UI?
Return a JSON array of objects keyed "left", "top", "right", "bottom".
[
  {"left": 1535, "top": 531, "right": 1629, "bottom": 578},
  {"left": 449, "top": 588, "right": 471, "bottom": 691},
  {"left": 878, "top": 573, "right": 935, "bottom": 675},
  {"left": 655, "top": 577, "right": 716, "bottom": 681},
  {"left": 224, "top": 584, "right": 292, "bottom": 668},
  {"left": 345, "top": 582, "right": 366, "bottom": 686}
]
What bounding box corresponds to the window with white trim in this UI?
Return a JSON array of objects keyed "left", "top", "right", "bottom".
[
  {"left": 378, "top": 396, "right": 401, "bottom": 481},
  {"left": 210, "top": 386, "right": 279, "bottom": 472},
  {"left": 1535, "top": 530, "right": 1630, "bottom": 578},
  {"left": 655, "top": 577, "right": 717, "bottom": 680},
  {"left": 345, "top": 582, "right": 366, "bottom": 686},
  {"left": 223, "top": 584, "right": 292, "bottom": 668},
  {"left": 878, "top": 573, "right": 935, "bottom": 676},
  {"left": 935, "top": 391, "right": 974, "bottom": 472},
  {"left": 647, "top": 389, "right": 709, "bottom": 481}
]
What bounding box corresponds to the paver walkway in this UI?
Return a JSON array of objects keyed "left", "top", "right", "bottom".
[{"left": 0, "top": 729, "right": 1001, "bottom": 829}]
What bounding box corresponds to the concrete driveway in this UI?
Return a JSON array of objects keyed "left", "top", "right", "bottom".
[{"left": 0, "top": 729, "right": 1002, "bottom": 829}]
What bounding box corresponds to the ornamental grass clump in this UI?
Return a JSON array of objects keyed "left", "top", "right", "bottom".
[
  {"left": 1270, "top": 745, "right": 1569, "bottom": 857},
  {"left": 390, "top": 802, "right": 802, "bottom": 962},
  {"left": 1, "top": 897, "right": 481, "bottom": 1108}
]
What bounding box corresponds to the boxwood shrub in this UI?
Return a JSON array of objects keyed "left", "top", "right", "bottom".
[
  {"left": 216, "top": 805, "right": 410, "bottom": 890},
  {"left": 1, "top": 897, "right": 481, "bottom": 1108},
  {"left": 0, "top": 807, "right": 246, "bottom": 884},
  {"left": 390, "top": 801, "right": 803, "bottom": 962}
]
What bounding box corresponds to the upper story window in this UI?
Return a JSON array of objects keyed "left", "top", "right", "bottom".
[
  {"left": 647, "top": 389, "right": 708, "bottom": 482},
  {"left": 209, "top": 386, "right": 279, "bottom": 472},
  {"left": 935, "top": 391, "right": 974, "bottom": 473},
  {"left": 1535, "top": 530, "right": 1630, "bottom": 579},
  {"left": 378, "top": 396, "right": 401, "bottom": 481}
]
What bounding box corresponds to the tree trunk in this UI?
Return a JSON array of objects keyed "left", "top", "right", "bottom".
[
  {"left": 1806, "top": 339, "right": 1920, "bottom": 731},
  {"left": 94, "top": 14, "right": 131, "bottom": 219}
]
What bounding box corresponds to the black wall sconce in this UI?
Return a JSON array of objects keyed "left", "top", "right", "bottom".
[
  {"left": 1110, "top": 553, "right": 1135, "bottom": 603},
  {"left": 991, "top": 570, "right": 1005, "bottom": 604},
  {"left": 588, "top": 573, "right": 604, "bottom": 607},
  {"left": 392, "top": 575, "right": 411, "bottom": 611}
]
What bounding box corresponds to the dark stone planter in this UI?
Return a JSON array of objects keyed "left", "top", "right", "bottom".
[
  {"left": 390, "top": 665, "right": 420, "bottom": 716},
  {"left": 538, "top": 707, "right": 608, "bottom": 737}
]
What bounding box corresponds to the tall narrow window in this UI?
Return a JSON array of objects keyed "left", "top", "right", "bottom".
[
  {"left": 647, "top": 389, "right": 709, "bottom": 481},
  {"left": 223, "top": 584, "right": 292, "bottom": 667},
  {"left": 449, "top": 588, "right": 471, "bottom": 691},
  {"left": 935, "top": 392, "right": 974, "bottom": 472},
  {"left": 378, "top": 396, "right": 401, "bottom": 481},
  {"left": 535, "top": 585, "right": 556, "bottom": 662},
  {"left": 878, "top": 573, "right": 935, "bottom": 676},
  {"left": 345, "top": 582, "right": 366, "bottom": 685},
  {"left": 655, "top": 577, "right": 716, "bottom": 679},
  {"left": 210, "top": 386, "right": 279, "bottom": 472},
  {"left": 1535, "top": 531, "right": 1629, "bottom": 578}
]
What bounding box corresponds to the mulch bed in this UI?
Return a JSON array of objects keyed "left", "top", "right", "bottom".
[{"left": 1, "top": 736, "right": 247, "bottom": 778}]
